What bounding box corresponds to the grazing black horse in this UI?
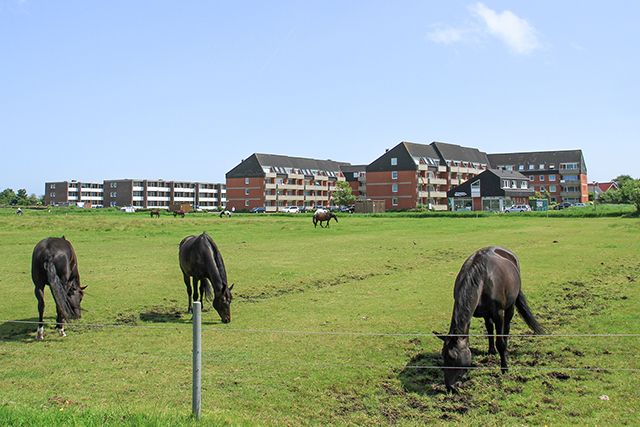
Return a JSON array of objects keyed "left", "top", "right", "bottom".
[
  {"left": 434, "top": 246, "right": 544, "bottom": 392},
  {"left": 313, "top": 210, "right": 338, "bottom": 228},
  {"left": 179, "top": 232, "right": 233, "bottom": 323},
  {"left": 31, "top": 237, "right": 86, "bottom": 340},
  {"left": 149, "top": 209, "right": 160, "bottom": 218},
  {"left": 173, "top": 210, "right": 185, "bottom": 218}
]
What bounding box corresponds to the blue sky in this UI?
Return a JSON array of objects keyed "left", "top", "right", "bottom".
[{"left": 1, "top": 1, "right": 638, "bottom": 195}]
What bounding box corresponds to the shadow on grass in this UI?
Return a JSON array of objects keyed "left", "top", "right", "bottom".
[
  {"left": 398, "top": 351, "right": 444, "bottom": 396},
  {"left": 138, "top": 305, "right": 222, "bottom": 326},
  {"left": 0, "top": 318, "right": 38, "bottom": 342}
]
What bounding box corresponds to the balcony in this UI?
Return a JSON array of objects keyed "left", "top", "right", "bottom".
[{"left": 418, "top": 190, "right": 448, "bottom": 199}]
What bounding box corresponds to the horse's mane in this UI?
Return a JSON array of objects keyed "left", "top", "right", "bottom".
[
  {"left": 449, "top": 250, "right": 488, "bottom": 335},
  {"left": 200, "top": 232, "right": 228, "bottom": 286}
]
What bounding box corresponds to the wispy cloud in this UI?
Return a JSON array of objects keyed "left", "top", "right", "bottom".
[{"left": 426, "top": 2, "right": 541, "bottom": 55}]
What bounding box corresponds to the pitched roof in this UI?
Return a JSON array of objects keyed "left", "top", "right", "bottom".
[
  {"left": 487, "top": 150, "right": 586, "bottom": 171},
  {"left": 431, "top": 141, "right": 490, "bottom": 165},
  {"left": 339, "top": 164, "right": 367, "bottom": 173},
  {"left": 488, "top": 169, "right": 531, "bottom": 180},
  {"left": 226, "top": 153, "right": 350, "bottom": 178}
]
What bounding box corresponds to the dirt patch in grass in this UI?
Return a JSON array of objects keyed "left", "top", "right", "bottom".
[
  {"left": 139, "top": 305, "right": 184, "bottom": 323},
  {"left": 238, "top": 272, "right": 379, "bottom": 303}
]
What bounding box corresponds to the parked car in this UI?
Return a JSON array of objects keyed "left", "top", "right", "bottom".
[
  {"left": 282, "top": 206, "right": 300, "bottom": 214},
  {"left": 250, "top": 206, "right": 266, "bottom": 213},
  {"left": 554, "top": 202, "right": 573, "bottom": 210},
  {"left": 339, "top": 205, "right": 355, "bottom": 213},
  {"left": 572, "top": 202, "right": 587, "bottom": 208},
  {"left": 505, "top": 204, "right": 531, "bottom": 213},
  {"left": 120, "top": 206, "right": 136, "bottom": 213}
]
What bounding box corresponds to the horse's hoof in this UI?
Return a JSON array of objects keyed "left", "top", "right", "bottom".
[
  {"left": 59, "top": 329, "right": 66, "bottom": 337},
  {"left": 36, "top": 333, "right": 44, "bottom": 341}
]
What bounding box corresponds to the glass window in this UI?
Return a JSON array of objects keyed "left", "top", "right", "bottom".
[
  {"left": 245, "top": 200, "right": 249, "bottom": 207},
  {"left": 529, "top": 176, "right": 535, "bottom": 181},
  {"left": 391, "top": 157, "right": 398, "bottom": 166},
  {"left": 518, "top": 165, "right": 524, "bottom": 170},
  {"left": 539, "top": 164, "right": 545, "bottom": 169},
  {"left": 540, "top": 175, "right": 545, "bottom": 181},
  {"left": 392, "top": 184, "right": 398, "bottom": 193},
  {"left": 391, "top": 171, "right": 398, "bottom": 180},
  {"left": 520, "top": 181, "right": 528, "bottom": 189},
  {"left": 549, "top": 185, "right": 557, "bottom": 192},
  {"left": 549, "top": 175, "right": 556, "bottom": 181},
  {"left": 245, "top": 189, "right": 250, "bottom": 195},
  {"left": 392, "top": 197, "right": 398, "bottom": 206},
  {"left": 244, "top": 178, "right": 250, "bottom": 185}
]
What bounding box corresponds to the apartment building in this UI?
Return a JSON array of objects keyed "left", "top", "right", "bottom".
[
  {"left": 366, "top": 141, "right": 489, "bottom": 210},
  {"left": 340, "top": 165, "right": 367, "bottom": 199},
  {"left": 448, "top": 169, "right": 534, "bottom": 211},
  {"left": 487, "top": 150, "right": 588, "bottom": 204},
  {"left": 44, "top": 181, "right": 104, "bottom": 207},
  {"left": 226, "top": 153, "right": 349, "bottom": 212},
  {"left": 45, "top": 179, "right": 226, "bottom": 210}
]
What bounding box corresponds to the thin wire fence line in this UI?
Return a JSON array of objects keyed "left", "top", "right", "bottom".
[
  {"left": 3, "top": 319, "right": 640, "bottom": 338},
  {"left": 0, "top": 342, "right": 638, "bottom": 373}
]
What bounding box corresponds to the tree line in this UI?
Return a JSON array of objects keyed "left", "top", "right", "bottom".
[
  {"left": 0, "top": 188, "right": 43, "bottom": 206},
  {"left": 597, "top": 175, "right": 640, "bottom": 213}
]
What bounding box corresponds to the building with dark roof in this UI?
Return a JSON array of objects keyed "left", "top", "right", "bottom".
[
  {"left": 340, "top": 164, "right": 367, "bottom": 199},
  {"left": 487, "top": 150, "right": 588, "bottom": 204},
  {"left": 366, "top": 141, "right": 490, "bottom": 210},
  {"left": 226, "top": 153, "right": 349, "bottom": 212},
  {"left": 447, "top": 169, "right": 534, "bottom": 211}
]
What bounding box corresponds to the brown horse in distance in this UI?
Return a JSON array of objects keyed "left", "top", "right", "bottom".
[
  {"left": 434, "top": 246, "right": 544, "bottom": 392},
  {"left": 149, "top": 209, "right": 160, "bottom": 218},
  {"left": 173, "top": 210, "right": 185, "bottom": 218},
  {"left": 313, "top": 210, "right": 338, "bottom": 228}
]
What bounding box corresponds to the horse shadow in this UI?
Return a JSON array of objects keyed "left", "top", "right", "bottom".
[
  {"left": 0, "top": 318, "right": 39, "bottom": 342},
  {"left": 398, "top": 351, "right": 445, "bottom": 396},
  {"left": 138, "top": 306, "right": 221, "bottom": 326}
]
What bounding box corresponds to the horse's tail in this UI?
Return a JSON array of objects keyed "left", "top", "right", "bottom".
[
  {"left": 515, "top": 291, "right": 545, "bottom": 335},
  {"left": 44, "top": 261, "right": 75, "bottom": 320}
]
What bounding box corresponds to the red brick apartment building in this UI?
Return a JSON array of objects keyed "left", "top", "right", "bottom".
[
  {"left": 487, "top": 150, "right": 589, "bottom": 204},
  {"left": 340, "top": 165, "right": 367, "bottom": 199},
  {"left": 366, "top": 141, "right": 490, "bottom": 210},
  {"left": 226, "top": 153, "right": 349, "bottom": 212}
]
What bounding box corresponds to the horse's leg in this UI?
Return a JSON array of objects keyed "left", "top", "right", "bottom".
[
  {"left": 484, "top": 317, "right": 496, "bottom": 355},
  {"left": 184, "top": 274, "right": 193, "bottom": 313},
  {"left": 495, "top": 307, "right": 514, "bottom": 373},
  {"left": 193, "top": 279, "right": 200, "bottom": 306},
  {"left": 34, "top": 286, "right": 45, "bottom": 341},
  {"left": 55, "top": 304, "right": 66, "bottom": 337}
]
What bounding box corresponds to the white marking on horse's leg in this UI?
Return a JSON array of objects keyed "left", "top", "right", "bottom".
[
  {"left": 59, "top": 328, "right": 66, "bottom": 337},
  {"left": 36, "top": 326, "right": 44, "bottom": 341}
]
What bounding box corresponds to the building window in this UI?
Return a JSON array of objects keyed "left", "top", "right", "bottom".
[
  {"left": 540, "top": 175, "right": 545, "bottom": 181},
  {"left": 502, "top": 180, "right": 510, "bottom": 188},
  {"left": 392, "top": 197, "right": 398, "bottom": 206},
  {"left": 529, "top": 176, "right": 535, "bottom": 181},
  {"left": 391, "top": 171, "right": 398, "bottom": 180},
  {"left": 110, "top": 182, "right": 117, "bottom": 188},
  {"left": 540, "top": 186, "right": 546, "bottom": 192},
  {"left": 539, "top": 164, "right": 545, "bottom": 169},
  {"left": 50, "top": 183, "right": 56, "bottom": 189},
  {"left": 392, "top": 184, "right": 398, "bottom": 193},
  {"left": 518, "top": 165, "right": 524, "bottom": 171},
  {"left": 520, "top": 181, "right": 528, "bottom": 189},
  {"left": 245, "top": 200, "right": 249, "bottom": 207},
  {"left": 391, "top": 157, "right": 397, "bottom": 166},
  {"left": 511, "top": 180, "right": 517, "bottom": 189},
  {"left": 549, "top": 185, "right": 557, "bottom": 192},
  {"left": 528, "top": 164, "right": 535, "bottom": 170},
  {"left": 245, "top": 177, "right": 250, "bottom": 185},
  {"left": 549, "top": 164, "right": 556, "bottom": 169},
  {"left": 245, "top": 189, "right": 250, "bottom": 195},
  {"left": 549, "top": 175, "right": 556, "bottom": 181}
]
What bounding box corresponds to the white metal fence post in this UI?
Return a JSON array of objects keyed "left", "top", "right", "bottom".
[{"left": 192, "top": 301, "right": 202, "bottom": 419}]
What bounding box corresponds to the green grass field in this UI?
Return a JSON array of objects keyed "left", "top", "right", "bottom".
[{"left": 0, "top": 208, "right": 638, "bottom": 426}]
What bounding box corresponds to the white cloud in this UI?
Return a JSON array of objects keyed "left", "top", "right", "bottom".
[
  {"left": 427, "top": 26, "right": 467, "bottom": 45},
  {"left": 426, "top": 3, "right": 541, "bottom": 55},
  {"left": 470, "top": 2, "right": 540, "bottom": 54}
]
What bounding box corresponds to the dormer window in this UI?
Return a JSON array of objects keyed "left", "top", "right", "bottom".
[
  {"left": 391, "top": 157, "right": 398, "bottom": 166},
  {"left": 518, "top": 165, "right": 524, "bottom": 171},
  {"left": 539, "top": 164, "right": 545, "bottom": 169}
]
